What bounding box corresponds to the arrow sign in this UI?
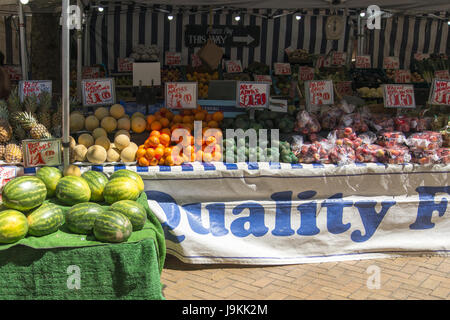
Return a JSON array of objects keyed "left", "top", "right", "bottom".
[
  {"left": 185, "top": 25, "right": 260, "bottom": 48},
  {"left": 233, "top": 35, "right": 255, "bottom": 45}
]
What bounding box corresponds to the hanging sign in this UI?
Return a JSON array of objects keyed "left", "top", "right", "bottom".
[
  {"left": 274, "top": 63, "right": 291, "bottom": 75},
  {"left": 305, "top": 80, "right": 334, "bottom": 108},
  {"left": 237, "top": 82, "right": 270, "bottom": 108},
  {"left": 383, "top": 56, "right": 400, "bottom": 69},
  {"left": 254, "top": 75, "right": 272, "bottom": 84},
  {"left": 434, "top": 70, "right": 450, "bottom": 80},
  {"left": 4, "top": 65, "right": 22, "bottom": 81},
  {"left": 298, "top": 66, "right": 315, "bottom": 81},
  {"left": 185, "top": 25, "right": 260, "bottom": 48},
  {"left": 383, "top": 84, "right": 416, "bottom": 108},
  {"left": 165, "top": 52, "right": 182, "bottom": 66},
  {"left": 413, "top": 53, "right": 430, "bottom": 61},
  {"left": 394, "top": 70, "right": 412, "bottom": 83},
  {"left": 335, "top": 81, "right": 353, "bottom": 97},
  {"left": 117, "top": 58, "right": 134, "bottom": 72},
  {"left": 81, "top": 78, "right": 116, "bottom": 106},
  {"left": 191, "top": 53, "right": 202, "bottom": 68},
  {"left": 225, "top": 60, "right": 243, "bottom": 73},
  {"left": 82, "top": 66, "right": 100, "bottom": 79},
  {"left": 428, "top": 79, "right": 450, "bottom": 106},
  {"left": 331, "top": 52, "right": 347, "bottom": 66},
  {"left": 22, "top": 139, "right": 62, "bottom": 168},
  {"left": 18, "top": 80, "right": 52, "bottom": 103},
  {"left": 355, "top": 55, "right": 372, "bottom": 68},
  {"left": 165, "top": 82, "right": 198, "bottom": 109}
]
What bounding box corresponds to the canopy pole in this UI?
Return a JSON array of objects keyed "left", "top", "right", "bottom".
[
  {"left": 18, "top": 1, "right": 28, "bottom": 80},
  {"left": 76, "top": 0, "right": 83, "bottom": 103},
  {"left": 62, "top": 0, "right": 70, "bottom": 169}
]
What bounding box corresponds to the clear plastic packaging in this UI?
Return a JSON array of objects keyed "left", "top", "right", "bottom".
[
  {"left": 377, "top": 131, "right": 406, "bottom": 148},
  {"left": 355, "top": 144, "right": 386, "bottom": 163},
  {"left": 383, "top": 146, "right": 411, "bottom": 164},
  {"left": 320, "top": 106, "right": 343, "bottom": 130},
  {"left": 394, "top": 115, "right": 411, "bottom": 133},
  {"left": 405, "top": 131, "right": 443, "bottom": 151},
  {"left": 338, "top": 112, "right": 369, "bottom": 133},
  {"left": 295, "top": 110, "right": 321, "bottom": 135},
  {"left": 292, "top": 135, "right": 331, "bottom": 164},
  {"left": 369, "top": 114, "right": 395, "bottom": 133}
]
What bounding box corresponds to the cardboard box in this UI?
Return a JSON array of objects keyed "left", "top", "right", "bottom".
[{"left": 197, "top": 39, "right": 223, "bottom": 70}]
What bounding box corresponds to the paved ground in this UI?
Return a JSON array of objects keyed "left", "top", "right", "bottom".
[{"left": 161, "top": 254, "right": 450, "bottom": 300}]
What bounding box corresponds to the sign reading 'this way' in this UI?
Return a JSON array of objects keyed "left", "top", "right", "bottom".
[{"left": 185, "top": 25, "right": 260, "bottom": 48}]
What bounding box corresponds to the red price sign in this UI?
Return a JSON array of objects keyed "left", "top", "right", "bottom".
[
  {"left": 355, "top": 55, "right": 371, "bottom": 68},
  {"left": 4, "top": 65, "right": 22, "bottom": 81},
  {"left": 429, "top": 79, "right": 450, "bottom": 106},
  {"left": 19, "top": 80, "right": 52, "bottom": 103},
  {"left": 383, "top": 56, "right": 400, "bottom": 69},
  {"left": 0, "top": 166, "right": 17, "bottom": 202},
  {"left": 165, "top": 52, "right": 182, "bottom": 66},
  {"left": 414, "top": 53, "right": 430, "bottom": 61},
  {"left": 81, "top": 78, "right": 115, "bottom": 106},
  {"left": 237, "top": 82, "right": 270, "bottom": 108},
  {"left": 274, "top": 63, "right": 291, "bottom": 75},
  {"left": 82, "top": 66, "right": 100, "bottom": 79},
  {"left": 165, "top": 82, "right": 198, "bottom": 109},
  {"left": 117, "top": 58, "right": 134, "bottom": 72},
  {"left": 306, "top": 80, "right": 334, "bottom": 107},
  {"left": 335, "top": 81, "right": 353, "bottom": 97},
  {"left": 434, "top": 70, "right": 450, "bottom": 80},
  {"left": 191, "top": 54, "right": 202, "bottom": 68},
  {"left": 394, "top": 70, "right": 412, "bottom": 83},
  {"left": 225, "top": 60, "right": 243, "bottom": 73},
  {"left": 316, "top": 55, "right": 331, "bottom": 68},
  {"left": 383, "top": 84, "right": 416, "bottom": 108},
  {"left": 254, "top": 75, "right": 272, "bottom": 84},
  {"left": 331, "top": 52, "right": 347, "bottom": 66},
  {"left": 298, "top": 66, "right": 315, "bottom": 81},
  {"left": 23, "top": 139, "right": 62, "bottom": 168}
]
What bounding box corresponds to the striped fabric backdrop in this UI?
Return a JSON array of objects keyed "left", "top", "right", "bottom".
[
  {"left": 83, "top": 7, "right": 355, "bottom": 72},
  {"left": 0, "top": 14, "right": 31, "bottom": 66},
  {"left": 365, "top": 14, "right": 450, "bottom": 69}
]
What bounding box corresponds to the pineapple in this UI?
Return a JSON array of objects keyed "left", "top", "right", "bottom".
[
  {"left": 4, "top": 142, "right": 23, "bottom": 163},
  {"left": 38, "top": 91, "right": 52, "bottom": 130},
  {"left": 23, "top": 94, "right": 39, "bottom": 118},
  {"left": 0, "top": 101, "right": 12, "bottom": 143},
  {"left": 13, "top": 111, "right": 52, "bottom": 140},
  {"left": 7, "top": 87, "right": 23, "bottom": 114},
  {"left": 0, "top": 144, "right": 5, "bottom": 160}
]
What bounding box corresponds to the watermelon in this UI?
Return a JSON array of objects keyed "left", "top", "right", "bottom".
[
  {"left": 81, "top": 171, "right": 109, "bottom": 202},
  {"left": 110, "top": 169, "right": 144, "bottom": 193},
  {"left": 93, "top": 210, "right": 132, "bottom": 243},
  {"left": 36, "top": 167, "right": 63, "bottom": 198},
  {"left": 55, "top": 176, "right": 91, "bottom": 206},
  {"left": 2, "top": 176, "right": 47, "bottom": 211},
  {"left": 66, "top": 202, "right": 104, "bottom": 235},
  {"left": 27, "top": 203, "right": 64, "bottom": 237},
  {"left": 103, "top": 177, "right": 140, "bottom": 205},
  {"left": 110, "top": 200, "right": 147, "bottom": 231},
  {"left": 0, "top": 209, "right": 28, "bottom": 244}
]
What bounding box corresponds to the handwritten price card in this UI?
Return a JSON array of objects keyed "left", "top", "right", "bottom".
[
  {"left": 434, "top": 70, "right": 450, "bottom": 80},
  {"left": 414, "top": 53, "right": 430, "bottom": 61},
  {"left": 0, "top": 166, "right": 17, "bottom": 202},
  {"left": 254, "top": 75, "right": 272, "bottom": 84},
  {"left": 305, "top": 80, "right": 334, "bottom": 108},
  {"left": 23, "top": 139, "right": 62, "bottom": 168},
  {"left": 383, "top": 84, "right": 416, "bottom": 108},
  {"left": 4, "top": 65, "right": 22, "bottom": 81},
  {"left": 383, "top": 56, "right": 400, "bottom": 69},
  {"left": 19, "top": 80, "right": 52, "bottom": 103},
  {"left": 335, "top": 81, "right": 353, "bottom": 97},
  {"left": 394, "top": 70, "right": 412, "bottom": 83},
  {"left": 274, "top": 63, "right": 291, "bottom": 75},
  {"left": 191, "top": 54, "right": 202, "bottom": 68},
  {"left": 225, "top": 60, "right": 243, "bottom": 73},
  {"left": 165, "top": 52, "right": 182, "bottom": 66},
  {"left": 298, "top": 66, "right": 315, "bottom": 81},
  {"left": 429, "top": 79, "right": 450, "bottom": 106},
  {"left": 117, "top": 58, "right": 134, "bottom": 72},
  {"left": 81, "top": 78, "right": 115, "bottom": 106},
  {"left": 237, "top": 82, "right": 270, "bottom": 108},
  {"left": 165, "top": 82, "right": 198, "bottom": 109},
  {"left": 316, "top": 55, "right": 331, "bottom": 68},
  {"left": 82, "top": 66, "right": 100, "bottom": 79},
  {"left": 331, "top": 52, "right": 347, "bottom": 66},
  {"left": 355, "top": 55, "right": 371, "bottom": 68}
]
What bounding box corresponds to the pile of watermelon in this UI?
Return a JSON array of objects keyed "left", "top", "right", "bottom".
[{"left": 0, "top": 168, "right": 147, "bottom": 244}]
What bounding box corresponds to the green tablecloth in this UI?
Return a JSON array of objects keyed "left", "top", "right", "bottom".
[{"left": 0, "top": 192, "right": 166, "bottom": 300}]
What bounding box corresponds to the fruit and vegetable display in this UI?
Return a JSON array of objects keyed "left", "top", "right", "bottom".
[
  {"left": 129, "top": 44, "right": 160, "bottom": 62},
  {"left": 186, "top": 68, "right": 220, "bottom": 99},
  {"left": 161, "top": 67, "right": 184, "bottom": 83},
  {"left": 245, "top": 61, "right": 270, "bottom": 76},
  {"left": 0, "top": 168, "right": 149, "bottom": 244},
  {"left": 272, "top": 75, "right": 293, "bottom": 96},
  {"left": 287, "top": 49, "right": 317, "bottom": 64},
  {"left": 412, "top": 54, "right": 449, "bottom": 83},
  {"left": 350, "top": 69, "right": 387, "bottom": 87}
]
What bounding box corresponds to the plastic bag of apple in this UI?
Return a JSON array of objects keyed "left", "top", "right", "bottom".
[{"left": 291, "top": 135, "right": 331, "bottom": 164}]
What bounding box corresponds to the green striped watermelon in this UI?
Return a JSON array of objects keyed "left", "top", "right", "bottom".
[
  {"left": 36, "top": 167, "right": 63, "bottom": 198},
  {"left": 110, "top": 169, "right": 144, "bottom": 193},
  {"left": 2, "top": 176, "right": 47, "bottom": 211},
  {"left": 0, "top": 209, "right": 28, "bottom": 244},
  {"left": 66, "top": 202, "right": 104, "bottom": 235},
  {"left": 103, "top": 177, "right": 140, "bottom": 205},
  {"left": 27, "top": 203, "right": 64, "bottom": 237},
  {"left": 81, "top": 171, "right": 109, "bottom": 202},
  {"left": 93, "top": 210, "right": 132, "bottom": 243},
  {"left": 110, "top": 200, "right": 147, "bottom": 231},
  {"left": 55, "top": 176, "right": 91, "bottom": 206}
]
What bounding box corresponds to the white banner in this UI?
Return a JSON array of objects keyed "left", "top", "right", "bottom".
[{"left": 139, "top": 163, "right": 450, "bottom": 265}]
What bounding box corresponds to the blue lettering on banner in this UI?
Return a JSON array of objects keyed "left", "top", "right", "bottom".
[{"left": 146, "top": 186, "right": 448, "bottom": 244}]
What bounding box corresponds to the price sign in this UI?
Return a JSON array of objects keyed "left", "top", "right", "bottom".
[
  {"left": 81, "top": 78, "right": 115, "bottom": 106},
  {"left": 23, "top": 139, "right": 62, "bottom": 168},
  {"left": 429, "top": 79, "right": 450, "bottom": 106},
  {"left": 191, "top": 53, "right": 202, "bottom": 68},
  {"left": 394, "top": 70, "right": 412, "bottom": 83},
  {"left": 117, "top": 58, "right": 134, "bottom": 72},
  {"left": 383, "top": 84, "right": 416, "bottom": 108},
  {"left": 274, "top": 63, "right": 291, "bottom": 75},
  {"left": 335, "top": 81, "right": 353, "bottom": 97},
  {"left": 383, "top": 56, "right": 400, "bottom": 69},
  {"left": 18, "top": 80, "right": 52, "bottom": 103},
  {"left": 355, "top": 55, "right": 371, "bottom": 68},
  {"left": 165, "top": 52, "right": 182, "bottom": 66},
  {"left": 237, "top": 82, "right": 270, "bottom": 108},
  {"left": 305, "top": 80, "right": 334, "bottom": 108},
  {"left": 414, "top": 53, "right": 430, "bottom": 61},
  {"left": 298, "top": 66, "right": 315, "bottom": 81},
  {"left": 225, "top": 60, "right": 243, "bottom": 73},
  {"left": 4, "top": 65, "right": 22, "bottom": 81},
  {"left": 331, "top": 52, "right": 347, "bottom": 66},
  {"left": 0, "top": 166, "right": 17, "bottom": 202},
  {"left": 434, "top": 70, "right": 450, "bottom": 80},
  {"left": 165, "top": 82, "right": 198, "bottom": 109},
  {"left": 254, "top": 75, "right": 272, "bottom": 84},
  {"left": 316, "top": 55, "right": 331, "bottom": 68},
  {"left": 82, "top": 66, "right": 100, "bottom": 79}
]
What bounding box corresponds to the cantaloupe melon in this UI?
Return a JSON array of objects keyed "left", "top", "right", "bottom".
[
  {"left": 86, "top": 145, "right": 107, "bottom": 164},
  {"left": 64, "top": 164, "right": 81, "bottom": 177},
  {"left": 110, "top": 104, "right": 125, "bottom": 119},
  {"left": 114, "top": 130, "right": 131, "bottom": 139},
  {"left": 131, "top": 116, "right": 146, "bottom": 133},
  {"left": 120, "top": 146, "right": 136, "bottom": 163},
  {"left": 94, "top": 107, "right": 110, "bottom": 121},
  {"left": 131, "top": 112, "right": 145, "bottom": 119},
  {"left": 70, "top": 113, "right": 85, "bottom": 132},
  {"left": 95, "top": 136, "right": 111, "bottom": 150},
  {"left": 85, "top": 115, "right": 100, "bottom": 131},
  {"left": 114, "top": 134, "right": 130, "bottom": 150},
  {"left": 92, "top": 127, "right": 108, "bottom": 140},
  {"left": 107, "top": 147, "right": 121, "bottom": 162},
  {"left": 78, "top": 133, "right": 94, "bottom": 148},
  {"left": 69, "top": 136, "right": 77, "bottom": 149},
  {"left": 101, "top": 116, "right": 117, "bottom": 133},
  {"left": 117, "top": 117, "right": 131, "bottom": 131},
  {"left": 73, "top": 144, "right": 88, "bottom": 162}
]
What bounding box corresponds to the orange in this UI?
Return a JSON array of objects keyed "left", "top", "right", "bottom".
[
  {"left": 205, "top": 113, "right": 213, "bottom": 122},
  {"left": 148, "top": 136, "right": 160, "bottom": 148},
  {"left": 159, "top": 107, "right": 168, "bottom": 115},
  {"left": 202, "top": 127, "right": 210, "bottom": 135},
  {"left": 212, "top": 111, "right": 224, "bottom": 122},
  {"left": 145, "top": 148, "right": 155, "bottom": 160},
  {"left": 183, "top": 110, "right": 192, "bottom": 116},
  {"left": 161, "top": 128, "right": 171, "bottom": 136},
  {"left": 207, "top": 120, "right": 219, "bottom": 128},
  {"left": 139, "top": 157, "right": 150, "bottom": 166},
  {"left": 160, "top": 133, "right": 171, "bottom": 146},
  {"left": 164, "top": 147, "right": 173, "bottom": 157},
  {"left": 146, "top": 122, "right": 152, "bottom": 131},
  {"left": 159, "top": 157, "right": 165, "bottom": 165},
  {"left": 154, "top": 147, "right": 164, "bottom": 160},
  {"left": 212, "top": 151, "right": 222, "bottom": 161},
  {"left": 194, "top": 112, "right": 206, "bottom": 121},
  {"left": 160, "top": 117, "right": 170, "bottom": 128},
  {"left": 203, "top": 152, "right": 213, "bottom": 162},
  {"left": 146, "top": 115, "right": 156, "bottom": 125},
  {"left": 182, "top": 115, "right": 192, "bottom": 123},
  {"left": 172, "top": 114, "right": 183, "bottom": 123},
  {"left": 165, "top": 155, "right": 175, "bottom": 166},
  {"left": 195, "top": 150, "right": 204, "bottom": 162},
  {"left": 165, "top": 111, "right": 174, "bottom": 121},
  {"left": 157, "top": 143, "right": 165, "bottom": 150},
  {"left": 149, "top": 158, "right": 159, "bottom": 166},
  {"left": 205, "top": 136, "right": 216, "bottom": 145},
  {"left": 151, "top": 121, "right": 162, "bottom": 131},
  {"left": 150, "top": 130, "right": 161, "bottom": 137},
  {"left": 136, "top": 148, "right": 147, "bottom": 159}
]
